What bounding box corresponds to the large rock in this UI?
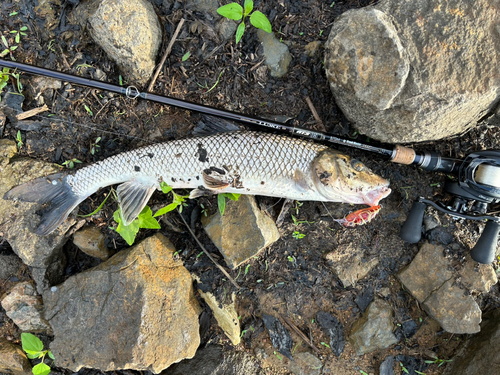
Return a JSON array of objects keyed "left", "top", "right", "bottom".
[
  {"left": 1, "top": 281, "right": 52, "bottom": 334},
  {"left": 0, "top": 339, "right": 32, "bottom": 375},
  {"left": 349, "top": 298, "right": 399, "bottom": 355},
  {"left": 42, "top": 234, "right": 201, "bottom": 373},
  {"left": 325, "top": 0, "right": 500, "bottom": 143},
  {"left": 398, "top": 242, "right": 495, "bottom": 334},
  {"left": 202, "top": 195, "right": 280, "bottom": 269},
  {"left": 444, "top": 309, "right": 500, "bottom": 375},
  {"left": 75, "top": 0, "right": 162, "bottom": 85},
  {"left": 0, "top": 140, "right": 76, "bottom": 293}
]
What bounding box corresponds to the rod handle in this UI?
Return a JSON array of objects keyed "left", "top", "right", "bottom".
[
  {"left": 400, "top": 201, "right": 426, "bottom": 243},
  {"left": 470, "top": 220, "right": 500, "bottom": 264}
]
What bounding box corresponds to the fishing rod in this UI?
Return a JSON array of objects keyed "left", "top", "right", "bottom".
[
  {"left": 2, "top": 58, "right": 500, "bottom": 263},
  {"left": 0, "top": 59, "right": 457, "bottom": 174}
]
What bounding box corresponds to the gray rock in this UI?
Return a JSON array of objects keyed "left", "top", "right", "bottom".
[
  {"left": 324, "top": 243, "right": 379, "bottom": 287},
  {"left": 444, "top": 309, "right": 500, "bottom": 375},
  {"left": 424, "top": 279, "right": 481, "bottom": 334},
  {"left": 201, "top": 195, "right": 280, "bottom": 269},
  {"left": 76, "top": 0, "right": 162, "bottom": 85},
  {"left": 257, "top": 29, "right": 292, "bottom": 78},
  {"left": 43, "top": 234, "right": 201, "bottom": 373},
  {"left": 379, "top": 355, "right": 394, "bottom": 375},
  {"left": 325, "top": 0, "right": 500, "bottom": 143},
  {"left": 0, "top": 281, "right": 52, "bottom": 333},
  {"left": 349, "top": 298, "right": 399, "bottom": 356},
  {"left": 164, "top": 345, "right": 260, "bottom": 375},
  {"left": 0, "top": 254, "right": 23, "bottom": 280},
  {"left": 288, "top": 352, "right": 323, "bottom": 375},
  {"left": 399, "top": 242, "right": 488, "bottom": 334},
  {"left": 0, "top": 140, "right": 75, "bottom": 293},
  {"left": 73, "top": 226, "right": 112, "bottom": 260},
  {"left": 216, "top": 18, "right": 237, "bottom": 41},
  {"left": 0, "top": 339, "right": 32, "bottom": 375},
  {"left": 185, "top": 0, "right": 220, "bottom": 18}
]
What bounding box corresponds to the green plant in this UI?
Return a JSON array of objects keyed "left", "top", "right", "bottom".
[
  {"left": 320, "top": 341, "right": 330, "bottom": 348},
  {"left": 10, "top": 26, "right": 27, "bottom": 44},
  {"left": 196, "top": 70, "right": 224, "bottom": 94},
  {"left": 292, "top": 231, "right": 305, "bottom": 239},
  {"left": 21, "top": 332, "right": 54, "bottom": 375},
  {"left": 61, "top": 158, "right": 82, "bottom": 169},
  {"left": 425, "top": 358, "right": 452, "bottom": 367},
  {"left": 1, "top": 33, "right": 18, "bottom": 60},
  {"left": 218, "top": 192, "right": 241, "bottom": 216},
  {"left": 217, "top": 0, "right": 272, "bottom": 43},
  {"left": 90, "top": 137, "right": 101, "bottom": 155},
  {"left": 181, "top": 51, "right": 190, "bottom": 62},
  {"left": 291, "top": 215, "right": 314, "bottom": 226},
  {"left": 83, "top": 104, "right": 93, "bottom": 116},
  {"left": 0, "top": 67, "right": 9, "bottom": 96},
  {"left": 16, "top": 130, "right": 23, "bottom": 149}
]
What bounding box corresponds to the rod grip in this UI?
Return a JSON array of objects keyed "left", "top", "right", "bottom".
[
  {"left": 470, "top": 220, "right": 500, "bottom": 264},
  {"left": 400, "top": 201, "right": 426, "bottom": 243}
]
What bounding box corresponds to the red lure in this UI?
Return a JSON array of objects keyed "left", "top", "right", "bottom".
[{"left": 334, "top": 205, "right": 381, "bottom": 228}]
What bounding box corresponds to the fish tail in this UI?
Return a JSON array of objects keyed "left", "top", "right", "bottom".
[{"left": 3, "top": 173, "right": 85, "bottom": 235}]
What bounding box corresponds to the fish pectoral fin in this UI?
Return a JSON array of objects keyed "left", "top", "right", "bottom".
[
  {"left": 116, "top": 180, "right": 156, "bottom": 225},
  {"left": 202, "top": 171, "right": 230, "bottom": 190},
  {"left": 294, "top": 169, "right": 312, "bottom": 192}
]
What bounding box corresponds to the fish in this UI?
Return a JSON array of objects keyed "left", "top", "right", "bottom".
[
  {"left": 333, "top": 205, "right": 382, "bottom": 227},
  {"left": 3, "top": 131, "right": 391, "bottom": 236}
]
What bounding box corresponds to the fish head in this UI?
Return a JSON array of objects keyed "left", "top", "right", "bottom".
[{"left": 312, "top": 149, "right": 391, "bottom": 206}]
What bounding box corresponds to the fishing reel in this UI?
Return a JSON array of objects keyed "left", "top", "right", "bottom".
[{"left": 400, "top": 151, "right": 500, "bottom": 264}]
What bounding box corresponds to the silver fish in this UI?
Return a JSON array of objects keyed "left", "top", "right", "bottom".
[{"left": 4, "top": 131, "right": 391, "bottom": 235}]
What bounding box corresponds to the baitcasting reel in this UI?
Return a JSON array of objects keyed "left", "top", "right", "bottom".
[{"left": 400, "top": 150, "right": 500, "bottom": 264}]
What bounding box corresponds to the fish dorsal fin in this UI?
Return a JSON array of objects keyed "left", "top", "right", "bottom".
[
  {"left": 202, "top": 171, "right": 230, "bottom": 190},
  {"left": 117, "top": 180, "right": 157, "bottom": 225},
  {"left": 294, "top": 169, "right": 312, "bottom": 192}
]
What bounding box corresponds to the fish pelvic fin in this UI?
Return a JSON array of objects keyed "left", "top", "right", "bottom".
[
  {"left": 3, "top": 173, "right": 84, "bottom": 236},
  {"left": 116, "top": 179, "right": 157, "bottom": 225},
  {"left": 202, "top": 171, "right": 230, "bottom": 190}
]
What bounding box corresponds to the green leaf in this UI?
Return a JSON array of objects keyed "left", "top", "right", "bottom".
[
  {"left": 153, "top": 202, "right": 179, "bottom": 217},
  {"left": 160, "top": 181, "right": 173, "bottom": 194},
  {"left": 20, "top": 26, "right": 28, "bottom": 31},
  {"left": 47, "top": 351, "right": 55, "bottom": 360},
  {"left": 217, "top": 3, "right": 243, "bottom": 20},
  {"left": 250, "top": 11, "right": 272, "bottom": 33},
  {"left": 15, "top": 33, "right": 20, "bottom": 44},
  {"left": 243, "top": 0, "right": 254, "bottom": 15},
  {"left": 235, "top": 21, "right": 245, "bottom": 43},
  {"left": 113, "top": 209, "right": 140, "bottom": 246},
  {"left": 137, "top": 206, "right": 161, "bottom": 229},
  {"left": 24, "top": 350, "right": 42, "bottom": 359},
  {"left": 224, "top": 193, "right": 241, "bottom": 201},
  {"left": 181, "top": 51, "right": 190, "bottom": 62},
  {"left": 21, "top": 333, "right": 44, "bottom": 353},
  {"left": 218, "top": 194, "right": 226, "bottom": 216},
  {"left": 33, "top": 362, "right": 51, "bottom": 375},
  {"left": 1, "top": 35, "right": 9, "bottom": 48},
  {"left": 10, "top": 45, "right": 18, "bottom": 51}
]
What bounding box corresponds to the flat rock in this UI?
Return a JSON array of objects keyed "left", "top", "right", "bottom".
[
  {"left": 0, "top": 254, "right": 23, "bottom": 280},
  {"left": 424, "top": 279, "right": 481, "bottom": 334},
  {"left": 459, "top": 255, "right": 497, "bottom": 293},
  {"left": 73, "top": 226, "right": 112, "bottom": 260},
  {"left": 202, "top": 195, "right": 280, "bottom": 269},
  {"left": 325, "top": 0, "right": 500, "bottom": 143},
  {"left": 42, "top": 234, "right": 201, "bottom": 373},
  {"left": 0, "top": 339, "right": 32, "bottom": 375},
  {"left": 0, "top": 281, "right": 52, "bottom": 334},
  {"left": 288, "top": 352, "right": 323, "bottom": 375},
  {"left": 75, "top": 0, "right": 162, "bottom": 85},
  {"left": 0, "top": 140, "right": 75, "bottom": 293},
  {"left": 349, "top": 298, "right": 399, "bottom": 356},
  {"left": 196, "top": 288, "right": 241, "bottom": 346},
  {"left": 444, "top": 309, "right": 500, "bottom": 375},
  {"left": 257, "top": 29, "right": 292, "bottom": 78},
  {"left": 325, "top": 243, "right": 379, "bottom": 287}
]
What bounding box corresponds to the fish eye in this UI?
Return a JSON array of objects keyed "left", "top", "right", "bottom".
[{"left": 350, "top": 159, "right": 365, "bottom": 172}]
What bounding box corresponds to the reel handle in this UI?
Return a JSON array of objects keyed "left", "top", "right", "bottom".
[
  {"left": 470, "top": 220, "right": 500, "bottom": 264},
  {"left": 400, "top": 201, "right": 426, "bottom": 243}
]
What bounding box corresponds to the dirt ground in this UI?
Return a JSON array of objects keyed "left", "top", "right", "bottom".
[{"left": 1, "top": 0, "right": 500, "bottom": 374}]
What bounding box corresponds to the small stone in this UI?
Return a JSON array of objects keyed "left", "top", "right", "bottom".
[
  {"left": 398, "top": 242, "right": 453, "bottom": 303},
  {"left": 0, "top": 339, "right": 32, "bottom": 375},
  {"left": 216, "top": 18, "right": 237, "bottom": 41},
  {"left": 304, "top": 41, "right": 322, "bottom": 57},
  {"left": 0, "top": 254, "right": 23, "bottom": 280},
  {"left": 325, "top": 244, "right": 379, "bottom": 287},
  {"left": 202, "top": 195, "right": 280, "bottom": 269},
  {"left": 73, "top": 226, "right": 112, "bottom": 260},
  {"left": 196, "top": 286, "right": 241, "bottom": 346},
  {"left": 288, "top": 352, "right": 323, "bottom": 375},
  {"left": 349, "top": 298, "right": 399, "bottom": 356},
  {"left": 459, "top": 256, "right": 498, "bottom": 293},
  {"left": 184, "top": 0, "right": 220, "bottom": 18},
  {"left": 423, "top": 279, "right": 481, "bottom": 334},
  {"left": 257, "top": 29, "right": 292, "bottom": 78},
  {"left": 1, "top": 281, "right": 52, "bottom": 333},
  {"left": 379, "top": 355, "right": 394, "bottom": 375}
]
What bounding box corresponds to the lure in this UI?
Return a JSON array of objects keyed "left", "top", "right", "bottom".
[{"left": 334, "top": 205, "right": 381, "bottom": 228}]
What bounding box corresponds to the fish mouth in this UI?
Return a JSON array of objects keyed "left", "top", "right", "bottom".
[{"left": 363, "top": 186, "right": 391, "bottom": 206}]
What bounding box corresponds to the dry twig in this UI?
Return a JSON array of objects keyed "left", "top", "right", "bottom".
[
  {"left": 281, "top": 315, "right": 321, "bottom": 355},
  {"left": 305, "top": 96, "right": 326, "bottom": 132},
  {"left": 15, "top": 104, "right": 49, "bottom": 121}
]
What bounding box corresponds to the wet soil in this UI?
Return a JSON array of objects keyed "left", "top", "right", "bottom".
[{"left": 1, "top": 0, "right": 500, "bottom": 374}]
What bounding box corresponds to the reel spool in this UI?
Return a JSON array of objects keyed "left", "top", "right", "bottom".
[{"left": 400, "top": 150, "right": 500, "bottom": 264}]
